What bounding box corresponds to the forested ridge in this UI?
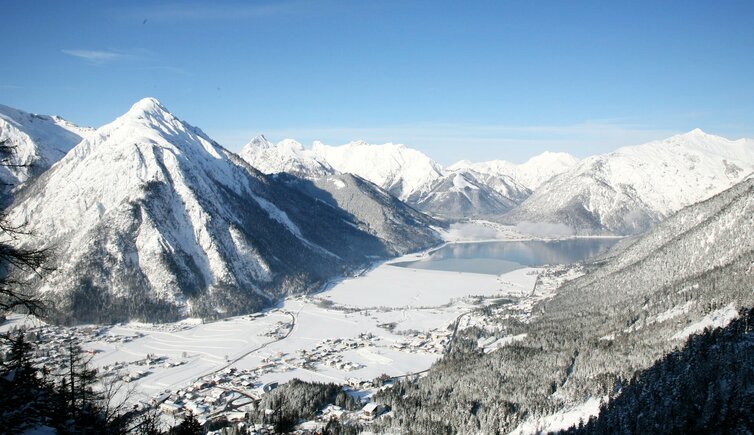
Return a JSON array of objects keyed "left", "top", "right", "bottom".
[
  {"left": 374, "top": 179, "right": 754, "bottom": 434},
  {"left": 562, "top": 306, "right": 754, "bottom": 434}
]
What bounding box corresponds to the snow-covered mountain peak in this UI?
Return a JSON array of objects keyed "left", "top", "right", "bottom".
[
  {"left": 406, "top": 165, "right": 530, "bottom": 219},
  {"left": 0, "top": 104, "right": 92, "bottom": 141},
  {"left": 451, "top": 159, "right": 473, "bottom": 168},
  {"left": 447, "top": 151, "right": 579, "bottom": 190},
  {"left": 240, "top": 136, "right": 333, "bottom": 177},
  {"left": 504, "top": 130, "right": 754, "bottom": 234},
  {"left": 311, "top": 140, "right": 443, "bottom": 200},
  {"left": 9, "top": 101, "right": 442, "bottom": 322},
  {"left": 247, "top": 134, "right": 274, "bottom": 148},
  {"left": 0, "top": 103, "right": 33, "bottom": 123},
  {"left": 524, "top": 151, "right": 579, "bottom": 166},
  {"left": 85, "top": 98, "right": 224, "bottom": 163},
  {"left": 126, "top": 97, "right": 168, "bottom": 117},
  {"left": 612, "top": 129, "right": 754, "bottom": 161},
  {"left": 0, "top": 103, "right": 93, "bottom": 185},
  {"left": 114, "top": 97, "right": 178, "bottom": 129},
  {"left": 666, "top": 128, "right": 726, "bottom": 142},
  {"left": 277, "top": 138, "right": 306, "bottom": 151},
  {"left": 657, "top": 128, "right": 712, "bottom": 145},
  {"left": 115, "top": 98, "right": 208, "bottom": 142}
]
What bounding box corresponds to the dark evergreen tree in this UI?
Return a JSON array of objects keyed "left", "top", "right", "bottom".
[
  {"left": 0, "top": 333, "right": 47, "bottom": 432},
  {"left": 169, "top": 411, "right": 204, "bottom": 435},
  {"left": 561, "top": 307, "right": 754, "bottom": 435}
]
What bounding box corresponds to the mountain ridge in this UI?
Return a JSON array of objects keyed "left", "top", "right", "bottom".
[
  {"left": 501, "top": 129, "right": 754, "bottom": 234},
  {"left": 0, "top": 103, "right": 93, "bottom": 187},
  {"left": 448, "top": 150, "right": 580, "bottom": 190},
  {"left": 8, "top": 98, "right": 441, "bottom": 324}
]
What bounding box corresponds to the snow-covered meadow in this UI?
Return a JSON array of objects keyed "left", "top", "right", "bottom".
[{"left": 0, "top": 241, "right": 538, "bottom": 403}]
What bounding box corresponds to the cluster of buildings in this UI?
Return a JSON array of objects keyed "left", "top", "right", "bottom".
[
  {"left": 390, "top": 329, "right": 451, "bottom": 354},
  {"left": 145, "top": 364, "right": 387, "bottom": 431},
  {"left": 0, "top": 307, "right": 422, "bottom": 433},
  {"left": 262, "top": 320, "right": 292, "bottom": 339},
  {"left": 293, "top": 334, "right": 379, "bottom": 371},
  {"left": 2, "top": 323, "right": 143, "bottom": 370},
  {"left": 151, "top": 368, "right": 259, "bottom": 421}
]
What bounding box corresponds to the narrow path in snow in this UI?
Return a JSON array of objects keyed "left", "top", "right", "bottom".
[
  {"left": 389, "top": 309, "right": 474, "bottom": 381},
  {"left": 190, "top": 311, "right": 297, "bottom": 385}
]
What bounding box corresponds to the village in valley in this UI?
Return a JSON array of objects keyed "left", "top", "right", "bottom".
[
  {"left": 0, "top": 300, "right": 463, "bottom": 432},
  {"left": 0, "top": 248, "right": 558, "bottom": 433}
]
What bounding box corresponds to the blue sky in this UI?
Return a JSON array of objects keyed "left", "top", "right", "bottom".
[{"left": 1, "top": 0, "right": 753, "bottom": 164}]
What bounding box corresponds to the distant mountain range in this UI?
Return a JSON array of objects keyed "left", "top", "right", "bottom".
[
  {"left": 2, "top": 97, "right": 754, "bottom": 324},
  {"left": 448, "top": 151, "right": 580, "bottom": 190},
  {"left": 502, "top": 129, "right": 754, "bottom": 234},
  {"left": 240, "top": 136, "right": 575, "bottom": 220},
  {"left": 242, "top": 128, "right": 754, "bottom": 232}
]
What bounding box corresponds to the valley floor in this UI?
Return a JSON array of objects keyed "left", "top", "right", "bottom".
[{"left": 0, "top": 222, "right": 596, "bottom": 429}]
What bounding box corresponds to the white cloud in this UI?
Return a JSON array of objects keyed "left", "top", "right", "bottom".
[
  {"left": 61, "top": 48, "right": 159, "bottom": 65},
  {"left": 61, "top": 49, "right": 127, "bottom": 63}
]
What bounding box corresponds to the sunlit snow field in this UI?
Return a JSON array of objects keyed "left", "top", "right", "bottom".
[{"left": 1, "top": 222, "right": 584, "bottom": 403}]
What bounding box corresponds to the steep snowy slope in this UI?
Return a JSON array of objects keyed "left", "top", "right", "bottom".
[
  {"left": 9, "top": 98, "right": 440, "bottom": 324},
  {"left": 406, "top": 168, "right": 530, "bottom": 219},
  {"left": 382, "top": 175, "right": 754, "bottom": 435},
  {"left": 239, "top": 135, "right": 334, "bottom": 178},
  {"left": 0, "top": 104, "right": 93, "bottom": 186},
  {"left": 502, "top": 130, "right": 754, "bottom": 234},
  {"left": 275, "top": 172, "right": 443, "bottom": 253},
  {"left": 449, "top": 151, "right": 579, "bottom": 190},
  {"left": 311, "top": 140, "right": 443, "bottom": 200}
]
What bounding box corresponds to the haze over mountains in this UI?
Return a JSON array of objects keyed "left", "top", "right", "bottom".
[
  {"left": 240, "top": 136, "right": 574, "bottom": 220},
  {"left": 2, "top": 97, "right": 754, "bottom": 324},
  {"left": 449, "top": 151, "right": 580, "bottom": 190}
]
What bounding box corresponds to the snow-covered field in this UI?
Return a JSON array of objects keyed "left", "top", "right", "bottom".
[
  {"left": 105, "top": 267, "right": 532, "bottom": 402},
  {"left": 0, "top": 241, "right": 539, "bottom": 404},
  {"left": 3, "top": 224, "right": 620, "bottom": 424}
]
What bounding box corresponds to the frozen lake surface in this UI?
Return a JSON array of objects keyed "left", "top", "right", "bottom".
[{"left": 393, "top": 238, "right": 620, "bottom": 275}]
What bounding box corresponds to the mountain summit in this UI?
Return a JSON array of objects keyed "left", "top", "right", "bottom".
[
  {"left": 503, "top": 129, "right": 754, "bottom": 234},
  {"left": 0, "top": 103, "right": 92, "bottom": 186},
  {"left": 448, "top": 151, "right": 580, "bottom": 190},
  {"left": 240, "top": 135, "right": 334, "bottom": 178},
  {"left": 9, "top": 99, "right": 440, "bottom": 324}
]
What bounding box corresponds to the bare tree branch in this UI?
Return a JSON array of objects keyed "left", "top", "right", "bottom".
[{"left": 0, "top": 138, "right": 50, "bottom": 316}]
